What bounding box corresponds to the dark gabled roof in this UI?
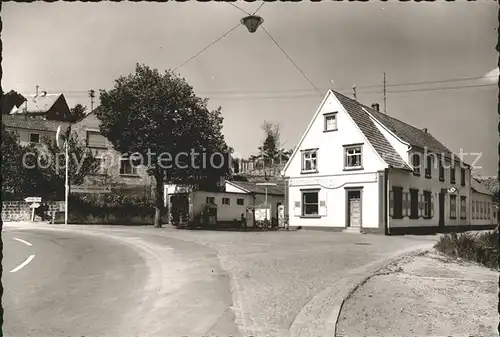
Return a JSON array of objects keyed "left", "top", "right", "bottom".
[
  {"left": 12, "top": 93, "right": 63, "bottom": 114},
  {"left": 227, "top": 181, "right": 285, "bottom": 196},
  {"left": 473, "top": 176, "right": 499, "bottom": 195},
  {"left": 332, "top": 90, "right": 468, "bottom": 168},
  {"left": 1, "top": 114, "right": 65, "bottom": 132},
  {"left": 332, "top": 91, "right": 411, "bottom": 170},
  {"left": 471, "top": 178, "right": 494, "bottom": 196}
]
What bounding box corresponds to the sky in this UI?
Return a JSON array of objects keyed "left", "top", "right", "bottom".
[{"left": 2, "top": 1, "right": 498, "bottom": 176}]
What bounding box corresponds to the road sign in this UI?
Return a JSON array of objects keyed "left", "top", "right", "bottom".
[
  {"left": 29, "top": 203, "right": 40, "bottom": 209},
  {"left": 25, "top": 197, "right": 42, "bottom": 203}
]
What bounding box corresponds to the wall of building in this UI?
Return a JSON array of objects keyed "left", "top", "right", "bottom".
[
  {"left": 2, "top": 201, "right": 65, "bottom": 222},
  {"left": 72, "top": 113, "right": 153, "bottom": 192},
  {"left": 470, "top": 192, "right": 496, "bottom": 226},
  {"left": 287, "top": 172, "right": 380, "bottom": 229},
  {"left": 6, "top": 127, "right": 57, "bottom": 147},
  {"left": 284, "top": 92, "right": 387, "bottom": 178},
  {"left": 191, "top": 191, "right": 253, "bottom": 222},
  {"left": 389, "top": 162, "right": 471, "bottom": 229}
]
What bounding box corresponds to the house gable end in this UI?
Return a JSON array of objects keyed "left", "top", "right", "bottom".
[{"left": 284, "top": 90, "right": 389, "bottom": 177}]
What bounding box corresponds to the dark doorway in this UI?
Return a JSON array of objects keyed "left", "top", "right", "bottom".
[{"left": 439, "top": 190, "right": 445, "bottom": 228}]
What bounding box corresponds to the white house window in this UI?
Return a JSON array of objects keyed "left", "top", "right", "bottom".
[
  {"left": 423, "top": 191, "right": 432, "bottom": 219},
  {"left": 301, "top": 150, "right": 318, "bottom": 173},
  {"left": 222, "top": 197, "right": 230, "bottom": 205},
  {"left": 206, "top": 197, "right": 215, "bottom": 204},
  {"left": 472, "top": 200, "right": 476, "bottom": 219},
  {"left": 324, "top": 113, "right": 337, "bottom": 132},
  {"left": 237, "top": 198, "right": 244, "bottom": 206},
  {"left": 450, "top": 195, "right": 457, "bottom": 219},
  {"left": 302, "top": 190, "right": 319, "bottom": 216},
  {"left": 29, "top": 133, "right": 40, "bottom": 143},
  {"left": 460, "top": 196, "right": 466, "bottom": 219},
  {"left": 119, "top": 156, "right": 138, "bottom": 175},
  {"left": 344, "top": 145, "right": 362, "bottom": 169}
]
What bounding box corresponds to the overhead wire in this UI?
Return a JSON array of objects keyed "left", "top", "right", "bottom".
[
  {"left": 252, "top": 2, "right": 265, "bottom": 15},
  {"left": 203, "top": 82, "right": 496, "bottom": 100},
  {"left": 172, "top": 23, "right": 241, "bottom": 72},
  {"left": 228, "top": 2, "right": 251, "bottom": 15}
]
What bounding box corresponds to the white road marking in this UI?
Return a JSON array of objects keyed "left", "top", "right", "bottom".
[
  {"left": 14, "top": 237, "right": 33, "bottom": 246},
  {"left": 10, "top": 255, "right": 35, "bottom": 273}
]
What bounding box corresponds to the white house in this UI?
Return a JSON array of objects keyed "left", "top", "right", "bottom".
[
  {"left": 471, "top": 178, "right": 498, "bottom": 227},
  {"left": 282, "top": 89, "right": 496, "bottom": 234},
  {"left": 164, "top": 180, "right": 285, "bottom": 228}
]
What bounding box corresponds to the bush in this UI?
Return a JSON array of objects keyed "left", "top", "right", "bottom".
[
  {"left": 69, "top": 193, "right": 156, "bottom": 217},
  {"left": 434, "top": 230, "right": 499, "bottom": 269}
]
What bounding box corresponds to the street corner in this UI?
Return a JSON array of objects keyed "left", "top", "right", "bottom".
[{"left": 335, "top": 249, "right": 499, "bottom": 337}]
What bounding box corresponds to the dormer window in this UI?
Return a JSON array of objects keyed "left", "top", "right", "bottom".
[
  {"left": 301, "top": 149, "right": 318, "bottom": 173},
  {"left": 412, "top": 153, "right": 421, "bottom": 176},
  {"left": 324, "top": 112, "right": 337, "bottom": 132}
]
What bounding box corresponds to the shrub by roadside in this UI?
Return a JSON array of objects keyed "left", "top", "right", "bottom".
[{"left": 434, "top": 229, "right": 499, "bottom": 269}]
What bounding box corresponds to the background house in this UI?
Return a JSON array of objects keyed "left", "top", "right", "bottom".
[
  {"left": 71, "top": 107, "right": 153, "bottom": 196},
  {"left": 9, "top": 91, "right": 72, "bottom": 122},
  {"left": 2, "top": 114, "right": 69, "bottom": 147},
  {"left": 165, "top": 180, "right": 285, "bottom": 227},
  {"left": 470, "top": 178, "right": 497, "bottom": 227}
]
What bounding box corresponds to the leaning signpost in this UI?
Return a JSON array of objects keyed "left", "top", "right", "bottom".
[{"left": 25, "top": 197, "right": 42, "bottom": 222}]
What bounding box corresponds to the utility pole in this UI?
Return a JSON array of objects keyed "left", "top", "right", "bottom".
[
  {"left": 383, "top": 72, "right": 387, "bottom": 114},
  {"left": 89, "top": 89, "right": 95, "bottom": 111},
  {"left": 352, "top": 85, "right": 357, "bottom": 101},
  {"left": 35, "top": 85, "right": 39, "bottom": 97}
]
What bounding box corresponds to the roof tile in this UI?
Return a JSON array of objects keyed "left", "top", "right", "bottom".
[{"left": 333, "top": 92, "right": 411, "bottom": 170}]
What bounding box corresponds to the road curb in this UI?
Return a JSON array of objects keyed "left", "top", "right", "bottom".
[
  {"left": 332, "top": 247, "right": 432, "bottom": 337},
  {"left": 288, "top": 243, "right": 434, "bottom": 337}
]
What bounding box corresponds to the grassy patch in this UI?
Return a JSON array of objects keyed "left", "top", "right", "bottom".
[{"left": 434, "top": 230, "right": 499, "bottom": 270}]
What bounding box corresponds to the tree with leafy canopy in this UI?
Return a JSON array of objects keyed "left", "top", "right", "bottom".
[
  {"left": 69, "top": 104, "right": 88, "bottom": 122},
  {"left": 96, "top": 64, "right": 230, "bottom": 228},
  {"left": 1, "top": 123, "right": 29, "bottom": 198},
  {"left": 256, "top": 121, "right": 293, "bottom": 167}
]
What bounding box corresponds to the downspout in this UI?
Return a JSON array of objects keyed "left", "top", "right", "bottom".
[
  {"left": 385, "top": 166, "right": 392, "bottom": 235},
  {"left": 252, "top": 192, "right": 256, "bottom": 228}
]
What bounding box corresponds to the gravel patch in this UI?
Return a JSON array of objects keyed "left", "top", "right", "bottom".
[{"left": 336, "top": 250, "right": 499, "bottom": 337}]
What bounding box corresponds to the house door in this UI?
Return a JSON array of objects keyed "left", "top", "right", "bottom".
[
  {"left": 439, "top": 190, "right": 445, "bottom": 228},
  {"left": 347, "top": 191, "right": 361, "bottom": 228}
]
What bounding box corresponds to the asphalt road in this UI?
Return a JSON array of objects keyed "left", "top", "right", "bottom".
[
  {"left": 2, "top": 226, "right": 239, "bottom": 337},
  {"left": 2, "top": 223, "right": 437, "bottom": 337}
]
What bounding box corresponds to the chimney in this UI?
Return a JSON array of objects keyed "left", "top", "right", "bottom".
[
  {"left": 371, "top": 103, "right": 380, "bottom": 112},
  {"left": 422, "top": 128, "right": 427, "bottom": 133}
]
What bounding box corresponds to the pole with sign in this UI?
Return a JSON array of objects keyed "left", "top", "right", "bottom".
[
  {"left": 256, "top": 182, "right": 277, "bottom": 221},
  {"left": 57, "top": 124, "right": 71, "bottom": 225},
  {"left": 25, "top": 197, "right": 42, "bottom": 222}
]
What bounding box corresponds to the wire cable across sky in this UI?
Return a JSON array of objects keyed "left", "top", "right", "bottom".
[
  {"left": 173, "top": 23, "right": 241, "bottom": 72},
  {"left": 261, "top": 25, "right": 323, "bottom": 97}
]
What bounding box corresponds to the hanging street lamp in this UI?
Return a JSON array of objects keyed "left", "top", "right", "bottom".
[{"left": 241, "top": 15, "right": 264, "bottom": 33}]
